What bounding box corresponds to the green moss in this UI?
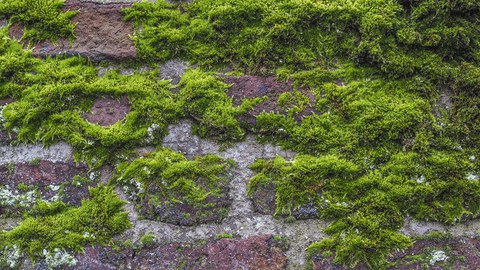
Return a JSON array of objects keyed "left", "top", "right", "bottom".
[
  {"left": 0, "top": 37, "right": 258, "bottom": 166},
  {"left": 0, "top": 0, "right": 78, "bottom": 44},
  {"left": 0, "top": 50, "right": 180, "bottom": 167},
  {"left": 177, "top": 69, "right": 263, "bottom": 140},
  {"left": 124, "top": 0, "right": 480, "bottom": 75},
  {"left": 140, "top": 233, "right": 156, "bottom": 247},
  {"left": 115, "top": 147, "right": 234, "bottom": 224},
  {"left": 1, "top": 0, "right": 480, "bottom": 269},
  {"left": 215, "top": 232, "right": 233, "bottom": 239},
  {"left": 0, "top": 185, "right": 131, "bottom": 266},
  {"left": 0, "top": 29, "right": 34, "bottom": 100}
]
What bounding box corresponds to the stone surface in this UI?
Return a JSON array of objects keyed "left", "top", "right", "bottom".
[
  {"left": 72, "top": 235, "right": 287, "bottom": 270},
  {"left": 0, "top": 131, "right": 16, "bottom": 145},
  {"left": 226, "top": 76, "right": 317, "bottom": 125},
  {"left": 158, "top": 59, "right": 190, "bottom": 85},
  {"left": 21, "top": 0, "right": 136, "bottom": 61},
  {"left": 135, "top": 173, "right": 233, "bottom": 226},
  {"left": 0, "top": 142, "right": 73, "bottom": 165},
  {"left": 0, "top": 161, "right": 91, "bottom": 209},
  {"left": 83, "top": 96, "right": 130, "bottom": 126}
]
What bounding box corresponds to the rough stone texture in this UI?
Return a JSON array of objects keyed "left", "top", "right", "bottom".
[
  {"left": 0, "top": 142, "right": 73, "bottom": 165},
  {"left": 0, "top": 98, "right": 13, "bottom": 106},
  {"left": 72, "top": 235, "right": 287, "bottom": 270},
  {"left": 96, "top": 64, "right": 154, "bottom": 77},
  {"left": 0, "top": 132, "right": 16, "bottom": 145},
  {"left": 158, "top": 59, "right": 190, "bottom": 85},
  {"left": 138, "top": 182, "right": 232, "bottom": 226},
  {"left": 250, "top": 184, "right": 318, "bottom": 219},
  {"left": 13, "top": 0, "right": 137, "bottom": 61},
  {"left": 0, "top": 161, "right": 91, "bottom": 209},
  {"left": 0, "top": 19, "right": 7, "bottom": 28},
  {"left": 226, "top": 76, "right": 317, "bottom": 125},
  {"left": 250, "top": 181, "right": 277, "bottom": 215},
  {"left": 434, "top": 86, "right": 454, "bottom": 117},
  {"left": 83, "top": 96, "right": 130, "bottom": 126}
]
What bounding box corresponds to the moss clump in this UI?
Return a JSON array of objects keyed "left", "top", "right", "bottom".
[
  {"left": 0, "top": 29, "right": 34, "bottom": 99},
  {"left": 0, "top": 0, "right": 77, "bottom": 43},
  {"left": 0, "top": 34, "right": 258, "bottom": 166},
  {"left": 115, "top": 147, "right": 234, "bottom": 225},
  {"left": 124, "top": 0, "right": 480, "bottom": 74},
  {"left": 139, "top": 233, "right": 156, "bottom": 247},
  {"left": 177, "top": 69, "right": 263, "bottom": 140},
  {"left": 0, "top": 185, "right": 131, "bottom": 267},
  {"left": 1, "top": 56, "right": 180, "bottom": 167},
  {"left": 246, "top": 61, "right": 480, "bottom": 268}
]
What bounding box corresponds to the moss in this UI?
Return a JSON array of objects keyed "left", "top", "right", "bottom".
[
  {"left": 124, "top": 0, "right": 480, "bottom": 75},
  {"left": 0, "top": 36, "right": 258, "bottom": 166},
  {"left": 215, "top": 232, "right": 233, "bottom": 239},
  {"left": 0, "top": 0, "right": 78, "bottom": 44},
  {"left": 0, "top": 185, "right": 131, "bottom": 266},
  {"left": 1, "top": 0, "right": 480, "bottom": 269},
  {"left": 140, "top": 233, "right": 156, "bottom": 247},
  {"left": 177, "top": 69, "right": 263, "bottom": 141},
  {"left": 115, "top": 147, "right": 234, "bottom": 224},
  {"left": 28, "top": 157, "right": 41, "bottom": 166}
]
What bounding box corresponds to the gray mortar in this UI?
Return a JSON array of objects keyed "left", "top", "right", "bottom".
[
  {"left": 96, "top": 64, "right": 153, "bottom": 77},
  {"left": 0, "top": 142, "right": 73, "bottom": 165},
  {"left": 96, "top": 60, "right": 188, "bottom": 85},
  {"left": 0, "top": 218, "right": 21, "bottom": 231},
  {"left": 158, "top": 59, "right": 190, "bottom": 85}
]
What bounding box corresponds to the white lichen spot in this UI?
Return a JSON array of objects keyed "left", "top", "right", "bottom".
[
  {"left": 89, "top": 171, "right": 100, "bottom": 181},
  {"left": 50, "top": 194, "right": 60, "bottom": 202},
  {"left": 469, "top": 155, "right": 476, "bottom": 161},
  {"left": 82, "top": 232, "right": 96, "bottom": 239},
  {"left": 0, "top": 245, "right": 21, "bottom": 268},
  {"left": 467, "top": 172, "right": 479, "bottom": 181},
  {"left": 45, "top": 248, "right": 78, "bottom": 269},
  {"left": 429, "top": 250, "right": 448, "bottom": 265},
  {"left": 0, "top": 186, "right": 38, "bottom": 208},
  {"left": 415, "top": 175, "right": 426, "bottom": 184},
  {"left": 49, "top": 185, "right": 60, "bottom": 192},
  {"left": 0, "top": 105, "right": 5, "bottom": 129},
  {"left": 146, "top": 123, "right": 160, "bottom": 143}
]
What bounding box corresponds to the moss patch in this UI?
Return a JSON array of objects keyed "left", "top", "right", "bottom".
[
  {"left": 0, "top": 0, "right": 77, "bottom": 43},
  {"left": 115, "top": 148, "right": 234, "bottom": 225},
  {"left": 0, "top": 185, "right": 131, "bottom": 268}
]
